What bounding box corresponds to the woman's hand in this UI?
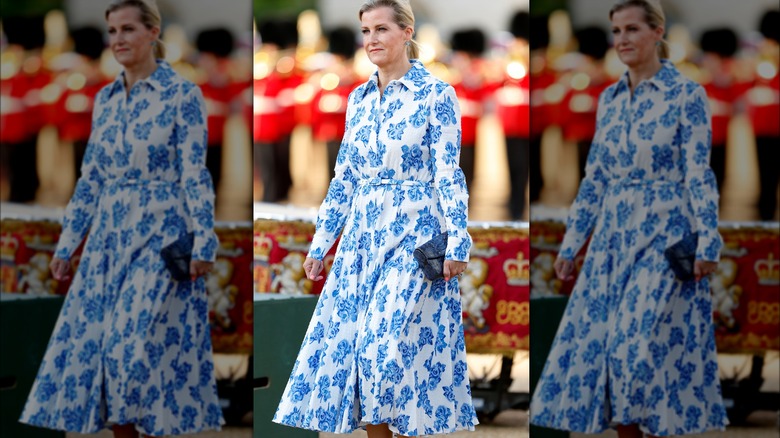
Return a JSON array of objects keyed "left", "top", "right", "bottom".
[
  {"left": 303, "top": 257, "right": 325, "bottom": 281},
  {"left": 554, "top": 257, "right": 575, "bottom": 281},
  {"left": 190, "top": 260, "right": 214, "bottom": 280},
  {"left": 50, "top": 257, "right": 71, "bottom": 281},
  {"left": 694, "top": 260, "right": 718, "bottom": 282},
  {"left": 444, "top": 260, "right": 468, "bottom": 281}
]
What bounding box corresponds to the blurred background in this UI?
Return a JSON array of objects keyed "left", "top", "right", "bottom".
[
  {"left": 1, "top": 0, "right": 254, "bottom": 221},
  {"left": 253, "top": 1, "right": 531, "bottom": 437},
  {"left": 528, "top": 1, "right": 780, "bottom": 437},
  {"left": 254, "top": 0, "right": 531, "bottom": 222},
  {"left": 1, "top": 1, "right": 254, "bottom": 437},
  {"left": 529, "top": 0, "right": 780, "bottom": 223}
]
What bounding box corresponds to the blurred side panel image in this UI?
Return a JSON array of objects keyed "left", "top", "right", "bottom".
[{"left": 1, "top": 0, "right": 254, "bottom": 437}]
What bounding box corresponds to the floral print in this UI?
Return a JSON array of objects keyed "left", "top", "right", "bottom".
[
  {"left": 530, "top": 60, "right": 728, "bottom": 435},
  {"left": 19, "top": 61, "right": 223, "bottom": 436},
  {"left": 273, "top": 60, "right": 477, "bottom": 436}
]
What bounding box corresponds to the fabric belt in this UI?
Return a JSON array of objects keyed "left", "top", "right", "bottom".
[
  {"left": 607, "top": 178, "right": 683, "bottom": 188},
  {"left": 106, "top": 177, "right": 179, "bottom": 189},
  {"left": 357, "top": 178, "right": 433, "bottom": 188}
]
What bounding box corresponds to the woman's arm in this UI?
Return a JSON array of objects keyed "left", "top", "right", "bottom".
[
  {"left": 176, "top": 83, "right": 218, "bottom": 262},
  {"left": 558, "top": 93, "right": 610, "bottom": 260},
  {"left": 307, "top": 90, "right": 360, "bottom": 261},
  {"left": 53, "top": 90, "right": 108, "bottom": 260},
  {"left": 681, "top": 83, "right": 722, "bottom": 262},
  {"left": 430, "top": 85, "right": 471, "bottom": 262}
]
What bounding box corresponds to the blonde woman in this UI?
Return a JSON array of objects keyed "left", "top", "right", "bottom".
[
  {"left": 19, "top": 1, "right": 223, "bottom": 436},
  {"left": 273, "top": 1, "right": 478, "bottom": 437},
  {"left": 530, "top": 1, "right": 728, "bottom": 437}
]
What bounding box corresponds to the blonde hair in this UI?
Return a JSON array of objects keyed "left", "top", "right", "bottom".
[
  {"left": 609, "top": 0, "right": 668, "bottom": 59},
  {"left": 105, "top": 0, "right": 166, "bottom": 59},
  {"left": 359, "top": 0, "right": 419, "bottom": 60}
]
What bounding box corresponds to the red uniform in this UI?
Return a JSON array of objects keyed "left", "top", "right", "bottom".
[
  {"left": 253, "top": 75, "right": 282, "bottom": 143},
  {"left": 561, "top": 79, "right": 610, "bottom": 144},
  {"left": 529, "top": 66, "right": 557, "bottom": 139},
  {"left": 199, "top": 81, "right": 231, "bottom": 146},
  {"left": 311, "top": 77, "right": 358, "bottom": 143},
  {"left": 0, "top": 62, "right": 51, "bottom": 143},
  {"left": 452, "top": 79, "right": 490, "bottom": 146},
  {"left": 747, "top": 67, "right": 780, "bottom": 138},
  {"left": 496, "top": 72, "right": 530, "bottom": 138},
  {"left": 56, "top": 75, "right": 110, "bottom": 142}
]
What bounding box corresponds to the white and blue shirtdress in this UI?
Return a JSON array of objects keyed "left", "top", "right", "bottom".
[
  {"left": 273, "top": 60, "right": 479, "bottom": 436},
  {"left": 530, "top": 60, "right": 729, "bottom": 435},
  {"left": 19, "top": 60, "right": 225, "bottom": 436}
]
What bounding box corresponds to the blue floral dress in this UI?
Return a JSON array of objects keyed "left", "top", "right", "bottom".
[
  {"left": 19, "top": 61, "right": 224, "bottom": 436},
  {"left": 273, "top": 60, "right": 478, "bottom": 436},
  {"left": 530, "top": 61, "right": 728, "bottom": 435}
]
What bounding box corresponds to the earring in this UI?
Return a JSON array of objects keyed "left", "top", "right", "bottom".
[
  {"left": 151, "top": 40, "right": 157, "bottom": 46},
  {"left": 405, "top": 41, "right": 411, "bottom": 46},
  {"left": 655, "top": 41, "right": 661, "bottom": 46}
]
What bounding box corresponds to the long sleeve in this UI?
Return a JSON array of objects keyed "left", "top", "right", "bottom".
[
  {"left": 54, "top": 96, "right": 107, "bottom": 260},
  {"left": 680, "top": 84, "right": 722, "bottom": 262},
  {"left": 430, "top": 85, "right": 471, "bottom": 262},
  {"left": 176, "top": 83, "right": 219, "bottom": 262},
  {"left": 307, "top": 92, "right": 359, "bottom": 260},
  {"left": 559, "top": 94, "right": 610, "bottom": 260}
]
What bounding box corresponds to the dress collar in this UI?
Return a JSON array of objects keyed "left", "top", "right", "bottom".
[
  {"left": 362, "top": 59, "right": 429, "bottom": 97},
  {"left": 612, "top": 59, "right": 679, "bottom": 97},
  {"left": 109, "top": 59, "right": 177, "bottom": 96}
]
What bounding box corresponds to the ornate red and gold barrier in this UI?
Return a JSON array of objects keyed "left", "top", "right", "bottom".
[
  {"left": 530, "top": 220, "right": 780, "bottom": 353},
  {"left": 0, "top": 210, "right": 254, "bottom": 354},
  {"left": 253, "top": 218, "right": 529, "bottom": 355}
]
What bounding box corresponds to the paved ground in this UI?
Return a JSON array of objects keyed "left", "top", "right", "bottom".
[
  {"left": 319, "top": 409, "right": 527, "bottom": 438},
  {"left": 66, "top": 426, "right": 252, "bottom": 437},
  {"left": 58, "top": 409, "right": 780, "bottom": 437},
  {"left": 569, "top": 411, "right": 779, "bottom": 438}
]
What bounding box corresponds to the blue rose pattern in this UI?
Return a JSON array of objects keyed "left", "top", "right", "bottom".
[
  {"left": 19, "top": 61, "right": 223, "bottom": 436},
  {"left": 531, "top": 60, "right": 727, "bottom": 435},
  {"left": 274, "top": 60, "right": 477, "bottom": 436}
]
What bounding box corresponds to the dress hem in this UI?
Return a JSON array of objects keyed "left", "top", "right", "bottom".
[
  {"left": 273, "top": 418, "right": 478, "bottom": 436},
  {"left": 19, "top": 418, "right": 225, "bottom": 437},
  {"left": 529, "top": 418, "right": 729, "bottom": 436}
]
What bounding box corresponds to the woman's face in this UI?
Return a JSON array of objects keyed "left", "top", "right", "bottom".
[
  {"left": 610, "top": 6, "right": 663, "bottom": 68},
  {"left": 361, "top": 6, "right": 412, "bottom": 68},
  {"left": 107, "top": 6, "right": 159, "bottom": 68}
]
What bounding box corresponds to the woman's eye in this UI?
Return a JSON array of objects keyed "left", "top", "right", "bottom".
[{"left": 361, "top": 29, "right": 369, "bottom": 34}]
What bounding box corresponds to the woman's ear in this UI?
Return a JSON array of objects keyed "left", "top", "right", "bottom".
[
  {"left": 150, "top": 25, "right": 161, "bottom": 41},
  {"left": 654, "top": 25, "right": 664, "bottom": 43}
]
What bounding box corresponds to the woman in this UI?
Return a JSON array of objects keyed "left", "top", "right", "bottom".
[
  {"left": 273, "top": 1, "right": 478, "bottom": 437},
  {"left": 530, "top": 1, "right": 728, "bottom": 437},
  {"left": 19, "top": 0, "right": 224, "bottom": 436}
]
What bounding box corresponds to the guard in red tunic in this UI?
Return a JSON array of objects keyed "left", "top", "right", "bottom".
[
  {"left": 54, "top": 27, "right": 110, "bottom": 185},
  {"left": 496, "top": 13, "right": 531, "bottom": 220},
  {"left": 255, "top": 20, "right": 302, "bottom": 202},
  {"left": 748, "top": 10, "right": 780, "bottom": 220},
  {"left": 450, "top": 28, "right": 489, "bottom": 193},
  {"left": 0, "top": 17, "right": 50, "bottom": 203},
  {"left": 561, "top": 26, "right": 610, "bottom": 185},
  {"left": 699, "top": 28, "right": 749, "bottom": 192},
  {"left": 528, "top": 14, "right": 553, "bottom": 205},
  {"left": 310, "top": 27, "right": 359, "bottom": 180},
  {"left": 196, "top": 28, "right": 235, "bottom": 195}
]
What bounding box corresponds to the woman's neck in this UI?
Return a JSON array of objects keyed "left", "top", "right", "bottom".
[
  {"left": 124, "top": 57, "right": 159, "bottom": 93},
  {"left": 627, "top": 57, "right": 662, "bottom": 93},
  {"left": 377, "top": 59, "right": 412, "bottom": 95}
]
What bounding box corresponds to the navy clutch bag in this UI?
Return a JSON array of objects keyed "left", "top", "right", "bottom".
[
  {"left": 664, "top": 232, "right": 698, "bottom": 281},
  {"left": 413, "top": 232, "right": 448, "bottom": 281},
  {"left": 161, "top": 232, "right": 195, "bottom": 281}
]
